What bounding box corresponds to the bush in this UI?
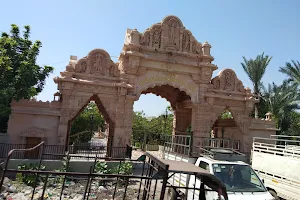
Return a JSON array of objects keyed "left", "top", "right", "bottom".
[
  {"left": 17, "top": 163, "right": 46, "bottom": 186},
  {"left": 94, "top": 161, "right": 133, "bottom": 186}
]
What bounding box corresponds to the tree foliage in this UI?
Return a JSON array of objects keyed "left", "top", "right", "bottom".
[
  {"left": 241, "top": 53, "right": 272, "bottom": 118},
  {"left": 262, "top": 81, "right": 300, "bottom": 134},
  {"left": 132, "top": 108, "right": 173, "bottom": 146},
  {"left": 279, "top": 60, "right": 300, "bottom": 86},
  {"left": 69, "top": 102, "right": 105, "bottom": 144},
  {"left": 0, "top": 24, "right": 53, "bottom": 132},
  {"left": 220, "top": 110, "right": 233, "bottom": 119}
]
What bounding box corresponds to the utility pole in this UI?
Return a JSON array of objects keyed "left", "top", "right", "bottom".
[{"left": 164, "top": 108, "right": 168, "bottom": 135}]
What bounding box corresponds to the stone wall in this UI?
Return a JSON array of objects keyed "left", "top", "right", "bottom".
[{"left": 7, "top": 99, "right": 61, "bottom": 145}]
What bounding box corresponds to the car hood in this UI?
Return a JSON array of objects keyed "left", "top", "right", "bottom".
[{"left": 227, "top": 192, "right": 275, "bottom": 200}]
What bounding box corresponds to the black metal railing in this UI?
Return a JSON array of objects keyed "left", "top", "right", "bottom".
[
  {"left": 0, "top": 143, "right": 132, "bottom": 160},
  {"left": 0, "top": 142, "right": 229, "bottom": 200}
]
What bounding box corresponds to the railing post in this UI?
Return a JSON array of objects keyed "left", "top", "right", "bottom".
[
  {"left": 189, "top": 131, "right": 193, "bottom": 157},
  {"left": 159, "top": 164, "right": 169, "bottom": 200}
]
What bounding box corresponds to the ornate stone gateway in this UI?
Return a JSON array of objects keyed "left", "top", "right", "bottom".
[{"left": 7, "top": 16, "right": 277, "bottom": 156}]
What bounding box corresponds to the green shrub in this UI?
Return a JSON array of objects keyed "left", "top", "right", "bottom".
[
  {"left": 17, "top": 163, "right": 46, "bottom": 186},
  {"left": 94, "top": 161, "right": 133, "bottom": 186}
]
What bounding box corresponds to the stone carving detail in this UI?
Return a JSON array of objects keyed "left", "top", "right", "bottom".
[
  {"left": 167, "top": 18, "right": 179, "bottom": 46},
  {"left": 152, "top": 27, "right": 161, "bottom": 48},
  {"left": 74, "top": 49, "right": 120, "bottom": 77},
  {"left": 182, "top": 31, "right": 190, "bottom": 52},
  {"left": 75, "top": 59, "right": 88, "bottom": 73},
  {"left": 211, "top": 69, "right": 245, "bottom": 92},
  {"left": 137, "top": 16, "right": 203, "bottom": 54},
  {"left": 91, "top": 52, "right": 107, "bottom": 74},
  {"left": 140, "top": 31, "right": 150, "bottom": 46}
]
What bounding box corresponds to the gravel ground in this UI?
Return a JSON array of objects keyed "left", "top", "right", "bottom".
[{"left": 131, "top": 150, "right": 163, "bottom": 160}]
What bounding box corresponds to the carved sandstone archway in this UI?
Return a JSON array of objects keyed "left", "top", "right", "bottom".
[
  {"left": 52, "top": 16, "right": 257, "bottom": 155},
  {"left": 138, "top": 84, "right": 192, "bottom": 135},
  {"left": 66, "top": 95, "right": 115, "bottom": 155},
  {"left": 1, "top": 15, "right": 262, "bottom": 158}
]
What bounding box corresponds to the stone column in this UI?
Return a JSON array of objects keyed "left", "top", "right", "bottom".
[
  {"left": 110, "top": 92, "right": 135, "bottom": 157},
  {"left": 191, "top": 103, "right": 214, "bottom": 150},
  {"left": 57, "top": 92, "right": 72, "bottom": 146},
  {"left": 173, "top": 108, "right": 192, "bottom": 134}
]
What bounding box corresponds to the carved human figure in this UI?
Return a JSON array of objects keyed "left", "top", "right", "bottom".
[
  {"left": 109, "top": 66, "right": 114, "bottom": 76},
  {"left": 168, "top": 22, "right": 176, "bottom": 45},
  {"left": 80, "top": 62, "right": 87, "bottom": 73},
  {"left": 183, "top": 32, "right": 190, "bottom": 51},
  {"left": 141, "top": 32, "right": 150, "bottom": 46},
  {"left": 93, "top": 54, "right": 103, "bottom": 74},
  {"left": 153, "top": 28, "right": 160, "bottom": 46}
]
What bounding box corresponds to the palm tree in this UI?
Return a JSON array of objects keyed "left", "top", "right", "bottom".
[
  {"left": 262, "top": 81, "right": 300, "bottom": 133},
  {"left": 241, "top": 53, "right": 272, "bottom": 118},
  {"left": 279, "top": 60, "right": 300, "bottom": 86}
]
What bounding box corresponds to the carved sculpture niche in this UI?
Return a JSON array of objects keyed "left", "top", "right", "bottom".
[
  {"left": 74, "top": 49, "right": 119, "bottom": 77},
  {"left": 138, "top": 16, "right": 203, "bottom": 54},
  {"left": 211, "top": 69, "right": 245, "bottom": 92}
]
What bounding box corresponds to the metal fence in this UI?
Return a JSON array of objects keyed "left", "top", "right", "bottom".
[
  {"left": 163, "top": 134, "right": 241, "bottom": 157},
  {"left": 0, "top": 143, "right": 132, "bottom": 160},
  {"left": 0, "top": 142, "right": 229, "bottom": 200}
]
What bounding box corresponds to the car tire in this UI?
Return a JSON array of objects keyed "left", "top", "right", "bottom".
[{"left": 268, "top": 190, "right": 279, "bottom": 200}]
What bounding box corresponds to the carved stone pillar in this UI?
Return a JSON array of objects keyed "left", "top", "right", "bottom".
[
  {"left": 57, "top": 91, "right": 72, "bottom": 146},
  {"left": 109, "top": 93, "right": 135, "bottom": 157},
  {"left": 231, "top": 110, "right": 251, "bottom": 153},
  {"left": 198, "top": 83, "right": 209, "bottom": 103},
  {"left": 191, "top": 103, "right": 214, "bottom": 149},
  {"left": 173, "top": 108, "right": 192, "bottom": 134}
]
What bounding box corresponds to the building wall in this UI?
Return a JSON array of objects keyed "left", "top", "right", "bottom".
[{"left": 7, "top": 100, "right": 61, "bottom": 145}]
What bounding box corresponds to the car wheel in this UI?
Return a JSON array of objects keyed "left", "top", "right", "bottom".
[{"left": 268, "top": 190, "right": 279, "bottom": 200}]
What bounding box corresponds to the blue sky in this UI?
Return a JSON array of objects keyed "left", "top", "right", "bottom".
[{"left": 1, "top": 0, "right": 299, "bottom": 117}]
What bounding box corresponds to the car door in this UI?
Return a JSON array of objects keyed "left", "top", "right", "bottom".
[{"left": 187, "top": 161, "right": 216, "bottom": 200}]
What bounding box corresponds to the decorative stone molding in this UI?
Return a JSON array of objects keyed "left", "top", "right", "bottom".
[{"left": 211, "top": 69, "right": 245, "bottom": 92}]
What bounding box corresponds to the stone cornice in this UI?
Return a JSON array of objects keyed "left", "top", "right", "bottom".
[
  {"left": 53, "top": 77, "right": 132, "bottom": 89},
  {"left": 11, "top": 108, "right": 61, "bottom": 116}
]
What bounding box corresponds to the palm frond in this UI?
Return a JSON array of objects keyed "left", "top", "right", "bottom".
[
  {"left": 279, "top": 60, "right": 300, "bottom": 85},
  {"left": 241, "top": 52, "right": 272, "bottom": 94}
]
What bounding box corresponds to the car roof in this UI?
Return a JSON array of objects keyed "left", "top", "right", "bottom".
[{"left": 199, "top": 157, "right": 248, "bottom": 165}]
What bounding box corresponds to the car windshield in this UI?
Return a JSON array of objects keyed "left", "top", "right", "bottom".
[{"left": 212, "top": 163, "right": 266, "bottom": 193}]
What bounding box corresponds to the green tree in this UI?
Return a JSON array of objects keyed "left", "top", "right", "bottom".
[
  {"left": 220, "top": 110, "right": 233, "bottom": 119},
  {"left": 131, "top": 111, "right": 149, "bottom": 144},
  {"left": 69, "top": 102, "right": 105, "bottom": 144},
  {"left": 0, "top": 24, "right": 53, "bottom": 132},
  {"left": 131, "top": 107, "right": 174, "bottom": 146},
  {"left": 287, "top": 112, "right": 300, "bottom": 136},
  {"left": 262, "top": 81, "right": 300, "bottom": 134},
  {"left": 279, "top": 60, "right": 300, "bottom": 86},
  {"left": 241, "top": 53, "right": 272, "bottom": 118}
]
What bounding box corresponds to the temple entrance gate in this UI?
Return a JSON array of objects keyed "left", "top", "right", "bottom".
[
  {"left": 8, "top": 15, "right": 277, "bottom": 158},
  {"left": 53, "top": 15, "right": 256, "bottom": 156}
]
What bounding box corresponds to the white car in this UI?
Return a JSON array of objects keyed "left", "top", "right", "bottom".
[{"left": 187, "top": 157, "right": 276, "bottom": 200}]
